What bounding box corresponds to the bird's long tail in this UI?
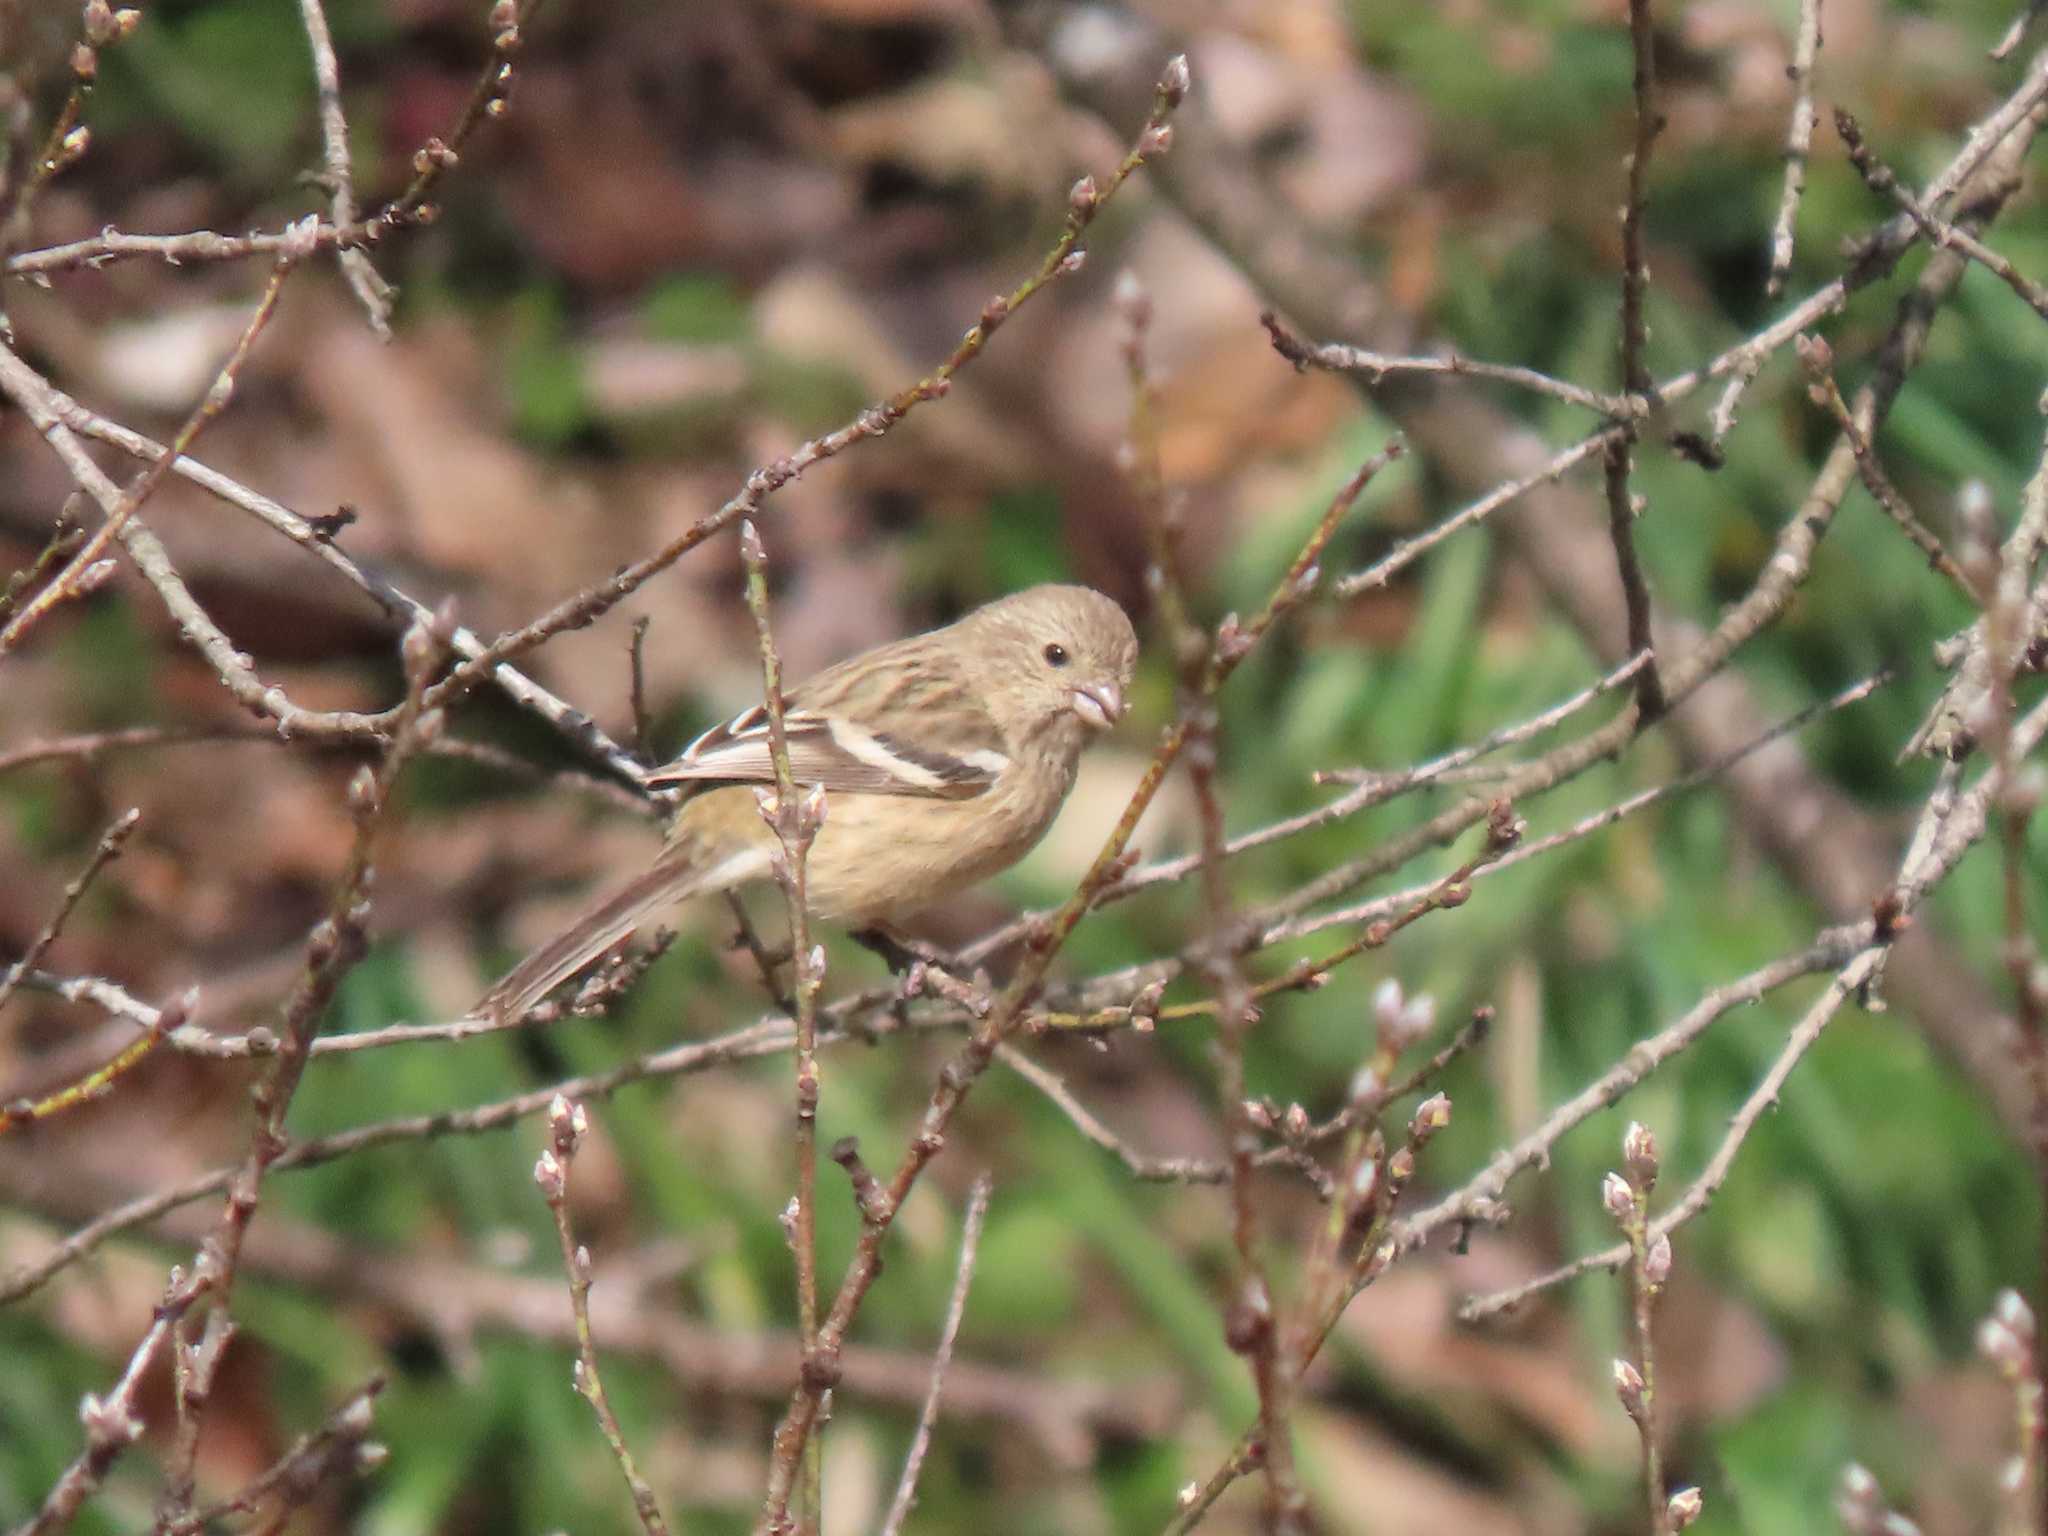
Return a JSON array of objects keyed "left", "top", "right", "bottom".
[{"left": 475, "top": 845, "right": 762, "bottom": 1022}]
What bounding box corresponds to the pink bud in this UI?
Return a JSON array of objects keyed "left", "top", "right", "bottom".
[
  {"left": 1602, "top": 1171, "right": 1637, "bottom": 1225},
  {"left": 1612, "top": 1357, "right": 1646, "bottom": 1420}
]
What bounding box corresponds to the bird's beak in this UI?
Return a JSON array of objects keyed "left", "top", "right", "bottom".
[{"left": 1070, "top": 683, "right": 1124, "bottom": 731}]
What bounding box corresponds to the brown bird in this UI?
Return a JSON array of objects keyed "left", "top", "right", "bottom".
[{"left": 478, "top": 584, "right": 1139, "bottom": 1020}]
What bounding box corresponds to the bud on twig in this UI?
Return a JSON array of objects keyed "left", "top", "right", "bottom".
[
  {"left": 1666, "top": 1486, "right": 1703, "bottom": 1530},
  {"left": 532, "top": 1149, "right": 565, "bottom": 1202},
  {"left": 82, "top": 0, "right": 117, "bottom": 45},
  {"left": 1979, "top": 1312, "right": 2031, "bottom": 1377},
  {"left": 337, "top": 1392, "right": 376, "bottom": 1437},
  {"left": 1410, "top": 1092, "right": 1452, "bottom": 1140},
  {"left": 548, "top": 1093, "right": 587, "bottom": 1160},
  {"left": 1224, "top": 1277, "right": 1274, "bottom": 1353},
  {"left": 1643, "top": 1232, "right": 1673, "bottom": 1287},
  {"left": 1373, "top": 978, "right": 1435, "bottom": 1055},
  {"left": 346, "top": 765, "right": 379, "bottom": 817},
  {"left": 1602, "top": 1170, "right": 1637, "bottom": 1226},
  {"left": 1623, "top": 1120, "right": 1660, "bottom": 1191},
  {"left": 1612, "top": 1357, "right": 1647, "bottom": 1421},
  {"left": 1996, "top": 1287, "right": 2036, "bottom": 1341},
  {"left": 1159, "top": 54, "right": 1191, "bottom": 107},
  {"left": 1068, "top": 175, "right": 1100, "bottom": 224}
]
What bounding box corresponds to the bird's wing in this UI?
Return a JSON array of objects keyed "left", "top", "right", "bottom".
[{"left": 645, "top": 641, "right": 1011, "bottom": 800}]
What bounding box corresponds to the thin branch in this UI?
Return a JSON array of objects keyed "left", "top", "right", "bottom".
[
  {"left": 1835, "top": 107, "right": 2048, "bottom": 322},
  {"left": 1459, "top": 946, "right": 1884, "bottom": 1320},
  {"left": 0, "top": 990, "right": 189, "bottom": 1137},
  {"left": 7, "top": 216, "right": 382, "bottom": 278},
  {"left": 1766, "top": 0, "right": 1824, "bottom": 298},
  {"left": 1606, "top": 1127, "right": 1675, "bottom": 1534},
  {"left": 159, "top": 1377, "right": 384, "bottom": 1536},
  {"left": 1266, "top": 328, "right": 1630, "bottom": 416},
  {"left": 627, "top": 615, "right": 655, "bottom": 764},
  {"left": 1136, "top": 261, "right": 1306, "bottom": 1532},
  {"left": 0, "top": 506, "right": 83, "bottom": 623},
  {"left": 0, "top": 341, "right": 387, "bottom": 740},
  {"left": 153, "top": 611, "right": 449, "bottom": 1527},
  {"left": 1994, "top": 0, "right": 2047, "bottom": 61},
  {"left": 1334, "top": 423, "right": 1613, "bottom": 596},
  {"left": 534, "top": 1096, "right": 672, "bottom": 1536},
  {"left": 295, "top": 0, "right": 393, "bottom": 334},
  {"left": 11, "top": 1283, "right": 180, "bottom": 1536},
  {"left": 878, "top": 1176, "right": 991, "bottom": 1536},
  {"left": 51, "top": 393, "right": 652, "bottom": 784},
  {"left": 1458, "top": 691, "right": 2048, "bottom": 1318},
  {"left": 1307, "top": 43, "right": 2048, "bottom": 597},
  {"left": 753, "top": 64, "right": 1195, "bottom": 1530},
  {"left": 1795, "top": 332, "right": 1980, "bottom": 599},
  {"left": 14, "top": 606, "right": 438, "bottom": 1534},
  {"left": 1604, "top": 0, "right": 1667, "bottom": 718},
  {"left": 1, "top": 243, "right": 304, "bottom": 653},
  {"left": 738, "top": 518, "right": 829, "bottom": 1536},
  {"left": 0, "top": 807, "right": 138, "bottom": 1019}
]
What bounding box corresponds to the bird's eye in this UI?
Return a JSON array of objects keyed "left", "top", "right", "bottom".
[{"left": 1043, "top": 643, "right": 1069, "bottom": 668}]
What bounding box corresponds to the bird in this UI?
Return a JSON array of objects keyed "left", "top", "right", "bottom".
[{"left": 476, "top": 583, "right": 1139, "bottom": 1021}]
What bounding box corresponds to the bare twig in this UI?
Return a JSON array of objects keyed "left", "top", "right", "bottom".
[
  {"left": 1994, "top": 0, "right": 2048, "bottom": 61},
  {"left": 153, "top": 610, "right": 449, "bottom": 1527},
  {"left": 11, "top": 1278, "right": 179, "bottom": 1536},
  {"left": 0, "top": 506, "right": 83, "bottom": 623},
  {"left": 627, "top": 615, "right": 655, "bottom": 764},
  {"left": 1459, "top": 692, "right": 2048, "bottom": 1317},
  {"left": 1605, "top": 1125, "right": 1678, "bottom": 1534},
  {"left": 1268, "top": 331, "right": 1630, "bottom": 416},
  {"left": 0, "top": 807, "right": 138, "bottom": 1020},
  {"left": 0, "top": 341, "right": 387, "bottom": 740},
  {"left": 1134, "top": 259, "right": 1307, "bottom": 1533},
  {"left": 738, "top": 518, "right": 830, "bottom": 1535},
  {"left": 535, "top": 1095, "right": 672, "bottom": 1536},
  {"left": 753, "top": 63, "right": 1194, "bottom": 1531},
  {"left": 1, "top": 242, "right": 304, "bottom": 653},
  {"left": 50, "top": 391, "right": 651, "bottom": 782},
  {"left": 0, "top": 989, "right": 189, "bottom": 1137},
  {"left": 12, "top": 612, "right": 445, "bottom": 1534},
  {"left": 1604, "top": 0, "right": 1667, "bottom": 719},
  {"left": 7, "top": 216, "right": 381, "bottom": 277},
  {"left": 878, "top": 1176, "right": 991, "bottom": 1536},
  {"left": 1973, "top": 1291, "right": 2045, "bottom": 1532},
  {"left": 1794, "top": 333, "right": 1980, "bottom": 599},
  {"left": 1835, "top": 107, "right": 2048, "bottom": 322},
  {"left": 295, "top": 0, "right": 393, "bottom": 334},
  {"left": 1766, "top": 0, "right": 1824, "bottom": 297},
  {"left": 159, "top": 1377, "right": 385, "bottom": 1536}
]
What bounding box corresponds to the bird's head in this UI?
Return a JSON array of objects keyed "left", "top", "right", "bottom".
[{"left": 959, "top": 584, "right": 1138, "bottom": 752}]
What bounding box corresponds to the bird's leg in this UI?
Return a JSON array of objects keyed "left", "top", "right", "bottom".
[
  {"left": 852, "top": 926, "right": 993, "bottom": 1021},
  {"left": 725, "top": 893, "right": 796, "bottom": 1014},
  {"left": 848, "top": 925, "right": 937, "bottom": 975}
]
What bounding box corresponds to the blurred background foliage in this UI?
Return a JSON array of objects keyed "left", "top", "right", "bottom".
[{"left": 3, "top": 0, "right": 2047, "bottom": 1532}]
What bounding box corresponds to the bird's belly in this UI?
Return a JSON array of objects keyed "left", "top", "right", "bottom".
[{"left": 802, "top": 785, "right": 1059, "bottom": 926}]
